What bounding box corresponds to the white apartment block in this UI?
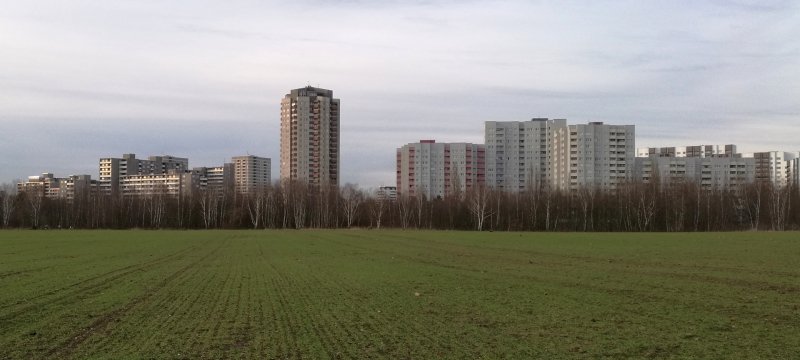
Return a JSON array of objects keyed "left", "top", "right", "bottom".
[
  {"left": 635, "top": 156, "right": 755, "bottom": 190},
  {"left": 280, "top": 86, "right": 340, "bottom": 187},
  {"left": 485, "top": 118, "right": 561, "bottom": 192},
  {"left": 486, "top": 119, "right": 634, "bottom": 192},
  {"left": 232, "top": 155, "right": 271, "bottom": 194},
  {"left": 556, "top": 122, "right": 635, "bottom": 191},
  {"left": 396, "top": 140, "right": 485, "bottom": 199},
  {"left": 119, "top": 170, "right": 199, "bottom": 197},
  {"left": 634, "top": 145, "right": 800, "bottom": 190},
  {"left": 376, "top": 186, "right": 397, "bottom": 202},
  {"left": 743, "top": 151, "right": 796, "bottom": 187},
  {"left": 790, "top": 152, "right": 800, "bottom": 187},
  {"left": 637, "top": 144, "right": 738, "bottom": 158}
]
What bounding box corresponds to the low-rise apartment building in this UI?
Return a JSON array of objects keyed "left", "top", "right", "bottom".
[
  {"left": 376, "top": 186, "right": 397, "bottom": 202},
  {"left": 17, "top": 173, "right": 97, "bottom": 199},
  {"left": 633, "top": 145, "right": 800, "bottom": 190},
  {"left": 119, "top": 170, "right": 199, "bottom": 197},
  {"left": 99, "top": 154, "right": 188, "bottom": 195}
]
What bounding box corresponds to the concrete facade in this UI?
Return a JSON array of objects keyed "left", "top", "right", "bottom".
[
  {"left": 634, "top": 156, "right": 756, "bottom": 190},
  {"left": 232, "top": 155, "right": 271, "bottom": 194},
  {"left": 744, "top": 151, "right": 796, "bottom": 187},
  {"left": 485, "top": 119, "right": 561, "bottom": 192},
  {"left": 376, "top": 186, "right": 397, "bottom": 202},
  {"left": 790, "top": 152, "right": 800, "bottom": 188},
  {"left": 396, "top": 140, "right": 485, "bottom": 199},
  {"left": 17, "top": 173, "right": 97, "bottom": 200},
  {"left": 637, "top": 145, "right": 738, "bottom": 158},
  {"left": 99, "top": 154, "right": 188, "bottom": 195},
  {"left": 193, "top": 163, "right": 234, "bottom": 193},
  {"left": 280, "top": 86, "right": 340, "bottom": 187},
  {"left": 556, "top": 122, "right": 635, "bottom": 191},
  {"left": 631, "top": 145, "right": 800, "bottom": 190},
  {"left": 486, "top": 119, "right": 634, "bottom": 192},
  {"left": 119, "top": 170, "right": 199, "bottom": 197}
]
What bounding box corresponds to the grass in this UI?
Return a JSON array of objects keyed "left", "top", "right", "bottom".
[{"left": 0, "top": 230, "right": 798, "bottom": 359}]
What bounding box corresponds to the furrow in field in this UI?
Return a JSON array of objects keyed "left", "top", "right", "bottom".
[
  {"left": 276, "top": 264, "right": 356, "bottom": 358},
  {"left": 0, "top": 266, "right": 55, "bottom": 279},
  {"left": 373, "top": 232, "right": 800, "bottom": 280},
  {"left": 43, "top": 240, "right": 225, "bottom": 359},
  {"left": 339, "top": 232, "right": 799, "bottom": 338},
  {"left": 267, "top": 262, "right": 346, "bottom": 358},
  {"left": 267, "top": 276, "right": 307, "bottom": 359},
  {"left": 314, "top": 233, "right": 472, "bottom": 357},
  {"left": 258, "top": 269, "right": 291, "bottom": 358},
  {"left": 104, "top": 257, "right": 223, "bottom": 357},
  {"left": 333, "top": 232, "right": 797, "bottom": 305},
  {"left": 0, "top": 244, "right": 200, "bottom": 316},
  {"left": 203, "top": 253, "right": 238, "bottom": 357}
]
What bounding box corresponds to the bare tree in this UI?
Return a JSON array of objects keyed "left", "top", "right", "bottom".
[
  {"left": 368, "top": 192, "right": 387, "bottom": 229},
  {"left": 263, "top": 189, "right": 277, "bottom": 229},
  {"left": 246, "top": 191, "right": 265, "bottom": 229},
  {"left": 26, "top": 191, "right": 44, "bottom": 229},
  {"left": 198, "top": 189, "right": 218, "bottom": 229},
  {"left": 769, "top": 184, "right": 791, "bottom": 231},
  {"left": 289, "top": 181, "right": 307, "bottom": 229},
  {"left": 414, "top": 186, "right": 427, "bottom": 228},
  {"left": 396, "top": 194, "right": 413, "bottom": 229},
  {"left": 146, "top": 184, "right": 167, "bottom": 228},
  {"left": 0, "top": 183, "right": 16, "bottom": 228},
  {"left": 467, "top": 185, "right": 492, "bottom": 231},
  {"left": 739, "top": 183, "right": 763, "bottom": 230},
  {"left": 577, "top": 186, "right": 596, "bottom": 231},
  {"left": 340, "top": 184, "right": 363, "bottom": 228}
]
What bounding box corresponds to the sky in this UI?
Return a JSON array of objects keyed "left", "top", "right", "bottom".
[{"left": 1, "top": 0, "right": 798, "bottom": 188}]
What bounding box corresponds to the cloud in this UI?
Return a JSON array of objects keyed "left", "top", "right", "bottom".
[{"left": 1, "top": 1, "right": 799, "bottom": 186}]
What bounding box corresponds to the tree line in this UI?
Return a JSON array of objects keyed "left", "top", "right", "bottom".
[{"left": 0, "top": 180, "right": 798, "bottom": 231}]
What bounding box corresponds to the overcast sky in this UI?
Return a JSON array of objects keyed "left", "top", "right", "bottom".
[{"left": 1, "top": 0, "right": 798, "bottom": 187}]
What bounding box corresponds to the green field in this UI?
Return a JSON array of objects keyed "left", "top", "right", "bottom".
[{"left": 0, "top": 230, "right": 798, "bottom": 359}]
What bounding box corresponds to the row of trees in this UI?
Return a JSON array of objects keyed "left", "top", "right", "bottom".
[{"left": 1, "top": 180, "right": 798, "bottom": 231}]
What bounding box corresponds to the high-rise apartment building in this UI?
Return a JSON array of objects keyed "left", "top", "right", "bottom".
[
  {"left": 280, "top": 86, "right": 340, "bottom": 187},
  {"left": 485, "top": 119, "right": 562, "bottom": 192},
  {"left": 790, "top": 152, "right": 800, "bottom": 188},
  {"left": 232, "top": 155, "right": 271, "bottom": 194},
  {"left": 555, "top": 121, "right": 635, "bottom": 191},
  {"left": 745, "top": 151, "right": 796, "bottom": 187},
  {"left": 486, "top": 119, "right": 634, "bottom": 192},
  {"left": 396, "top": 140, "right": 485, "bottom": 199}
]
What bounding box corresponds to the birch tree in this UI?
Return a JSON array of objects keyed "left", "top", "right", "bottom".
[
  {"left": 340, "top": 184, "right": 363, "bottom": 228},
  {"left": 468, "top": 185, "right": 492, "bottom": 231},
  {"left": 0, "top": 183, "right": 16, "bottom": 228}
]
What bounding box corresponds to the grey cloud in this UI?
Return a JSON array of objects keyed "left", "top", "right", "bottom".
[{"left": 1, "top": 1, "right": 799, "bottom": 187}]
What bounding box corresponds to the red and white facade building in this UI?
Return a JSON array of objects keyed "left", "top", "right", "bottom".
[{"left": 396, "top": 140, "right": 485, "bottom": 199}]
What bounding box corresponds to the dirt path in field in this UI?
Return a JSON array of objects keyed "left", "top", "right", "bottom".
[{"left": 44, "top": 240, "right": 226, "bottom": 359}]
